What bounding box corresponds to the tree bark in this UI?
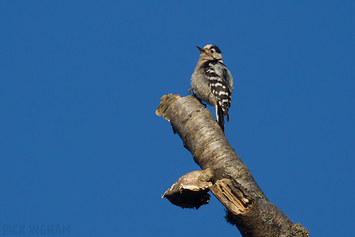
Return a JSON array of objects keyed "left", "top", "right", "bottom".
[{"left": 156, "top": 94, "right": 309, "bottom": 237}]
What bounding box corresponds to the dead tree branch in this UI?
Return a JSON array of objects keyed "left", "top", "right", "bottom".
[{"left": 156, "top": 94, "right": 309, "bottom": 237}]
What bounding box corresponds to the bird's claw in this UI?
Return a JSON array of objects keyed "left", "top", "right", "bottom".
[{"left": 188, "top": 88, "right": 206, "bottom": 107}]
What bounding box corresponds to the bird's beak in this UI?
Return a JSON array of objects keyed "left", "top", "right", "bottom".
[{"left": 196, "top": 46, "right": 204, "bottom": 53}]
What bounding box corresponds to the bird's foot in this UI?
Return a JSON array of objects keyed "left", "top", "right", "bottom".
[{"left": 188, "top": 88, "right": 207, "bottom": 107}]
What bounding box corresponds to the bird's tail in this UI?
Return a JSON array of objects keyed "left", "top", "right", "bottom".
[{"left": 216, "top": 105, "right": 225, "bottom": 132}]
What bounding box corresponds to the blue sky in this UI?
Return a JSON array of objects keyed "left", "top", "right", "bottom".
[{"left": 0, "top": 1, "right": 354, "bottom": 236}]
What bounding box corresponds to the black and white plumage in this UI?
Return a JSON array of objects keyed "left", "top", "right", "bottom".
[{"left": 189, "top": 44, "right": 233, "bottom": 132}]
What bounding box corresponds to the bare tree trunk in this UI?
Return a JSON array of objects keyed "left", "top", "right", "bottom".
[{"left": 156, "top": 94, "right": 309, "bottom": 237}]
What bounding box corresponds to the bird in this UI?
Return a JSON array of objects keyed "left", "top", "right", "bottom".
[{"left": 189, "top": 44, "right": 234, "bottom": 132}]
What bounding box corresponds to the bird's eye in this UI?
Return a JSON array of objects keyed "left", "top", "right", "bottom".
[{"left": 210, "top": 49, "right": 214, "bottom": 53}]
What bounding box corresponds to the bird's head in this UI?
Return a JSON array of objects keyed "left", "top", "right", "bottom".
[{"left": 197, "top": 44, "right": 223, "bottom": 61}]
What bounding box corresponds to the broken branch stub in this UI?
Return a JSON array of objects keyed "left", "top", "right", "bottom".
[{"left": 161, "top": 170, "right": 212, "bottom": 209}]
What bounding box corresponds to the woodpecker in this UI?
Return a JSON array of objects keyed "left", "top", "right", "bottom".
[{"left": 189, "top": 44, "right": 234, "bottom": 132}]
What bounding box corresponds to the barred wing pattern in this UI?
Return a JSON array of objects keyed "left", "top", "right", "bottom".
[{"left": 202, "top": 60, "right": 233, "bottom": 121}]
